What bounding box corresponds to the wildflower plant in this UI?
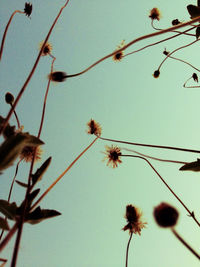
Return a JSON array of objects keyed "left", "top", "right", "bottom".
[{"left": 1, "top": 0, "right": 200, "bottom": 266}]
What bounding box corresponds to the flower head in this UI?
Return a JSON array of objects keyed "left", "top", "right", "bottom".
[
  {"left": 87, "top": 119, "right": 102, "bottom": 136},
  {"left": 172, "top": 19, "right": 181, "bottom": 26},
  {"left": 149, "top": 8, "right": 161, "bottom": 21},
  {"left": 20, "top": 146, "right": 42, "bottom": 162},
  {"left": 104, "top": 145, "right": 122, "bottom": 168},
  {"left": 39, "top": 41, "right": 52, "bottom": 56},
  {"left": 112, "top": 40, "right": 125, "bottom": 62},
  {"left": 123, "top": 205, "right": 147, "bottom": 235},
  {"left": 154, "top": 202, "right": 179, "bottom": 228},
  {"left": 24, "top": 2, "right": 32, "bottom": 17},
  {"left": 48, "top": 71, "right": 67, "bottom": 82},
  {"left": 153, "top": 70, "right": 160, "bottom": 78},
  {"left": 5, "top": 92, "right": 14, "bottom": 104}
]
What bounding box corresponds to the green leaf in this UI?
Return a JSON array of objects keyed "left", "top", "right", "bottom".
[
  {"left": 0, "top": 132, "right": 44, "bottom": 173},
  {"left": 26, "top": 206, "right": 61, "bottom": 224},
  {"left": 32, "top": 157, "right": 52, "bottom": 186},
  {"left": 187, "top": 5, "right": 200, "bottom": 19},
  {"left": 0, "top": 217, "right": 10, "bottom": 230},
  {"left": 27, "top": 189, "right": 40, "bottom": 207},
  {"left": 179, "top": 158, "right": 200, "bottom": 172},
  {"left": 0, "top": 200, "right": 17, "bottom": 220},
  {"left": 196, "top": 26, "right": 200, "bottom": 39},
  {"left": 15, "top": 180, "right": 28, "bottom": 188}
]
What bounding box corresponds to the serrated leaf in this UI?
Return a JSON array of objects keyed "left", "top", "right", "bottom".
[
  {"left": 196, "top": 27, "right": 200, "bottom": 39},
  {"left": 0, "top": 217, "right": 10, "bottom": 230},
  {"left": 26, "top": 206, "right": 61, "bottom": 224},
  {"left": 179, "top": 158, "right": 200, "bottom": 172},
  {"left": 187, "top": 5, "right": 200, "bottom": 19},
  {"left": 32, "top": 157, "right": 52, "bottom": 186},
  {"left": 15, "top": 180, "right": 28, "bottom": 188},
  {"left": 0, "top": 200, "right": 17, "bottom": 220}
]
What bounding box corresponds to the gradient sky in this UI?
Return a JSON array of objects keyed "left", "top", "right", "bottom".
[{"left": 1, "top": 0, "right": 200, "bottom": 266}]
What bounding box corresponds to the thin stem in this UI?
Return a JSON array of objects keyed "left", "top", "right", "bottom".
[
  {"left": 151, "top": 20, "right": 195, "bottom": 36},
  {"left": 158, "top": 39, "right": 200, "bottom": 71},
  {"left": 0, "top": 159, "right": 22, "bottom": 241},
  {"left": 122, "top": 154, "right": 200, "bottom": 227},
  {"left": 0, "top": 10, "right": 24, "bottom": 61},
  {"left": 121, "top": 147, "right": 187, "bottom": 165},
  {"left": 124, "top": 26, "right": 196, "bottom": 58},
  {"left": 0, "top": 0, "right": 70, "bottom": 136},
  {"left": 125, "top": 233, "right": 133, "bottom": 267},
  {"left": 66, "top": 17, "right": 200, "bottom": 79},
  {"left": 167, "top": 55, "right": 200, "bottom": 73},
  {"left": 0, "top": 222, "right": 18, "bottom": 253},
  {"left": 30, "top": 136, "right": 99, "bottom": 212},
  {"left": 171, "top": 228, "right": 200, "bottom": 260},
  {"left": 100, "top": 136, "right": 200, "bottom": 154},
  {"left": 10, "top": 104, "right": 20, "bottom": 129},
  {"left": 37, "top": 56, "right": 56, "bottom": 139}
]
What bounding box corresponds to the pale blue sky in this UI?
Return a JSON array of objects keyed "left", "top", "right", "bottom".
[{"left": 0, "top": 0, "right": 200, "bottom": 266}]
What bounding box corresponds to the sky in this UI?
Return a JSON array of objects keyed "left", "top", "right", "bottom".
[{"left": 0, "top": 0, "right": 200, "bottom": 266}]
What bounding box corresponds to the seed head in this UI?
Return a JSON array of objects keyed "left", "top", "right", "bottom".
[
  {"left": 20, "top": 146, "right": 42, "bottom": 163},
  {"left": 123, "top": 205, "right": 147, "bottom": 235},
  {"left": 87, "top": 119, "right": 102, "bottom": 136},
  {"left": 24, "top": 2, "right": 32, "bottom": 17},
  {"left": 104, "top": 145, "right": 122, "bottom": 168},
  {"left": 153, "top": 70, "right": 160, "bottom": 78},
  {"left": 5, "top": 92, "right": 14, "bottom": 104},
  {"left": 112, "top": 40, "right": 125, "bottom": 62},
  {"left": 149, "top": 8, "right": 161, "bottom": 21},
  {"left": 39, "top": 41, "right": 52, "bottom": 56},
  {"left": 172, "top": 19, "right": 181, "bottom": 26},
  {"left": 154, "top": 202, "right": 179, "bottom": 228},
  {"left": 49, "top": 71, "right": 67, "bottom": 82}
]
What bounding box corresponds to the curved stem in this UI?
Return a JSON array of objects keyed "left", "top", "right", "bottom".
[
  {"left": 66, "top": 17, "right": 200, "bottom": 79},
  {"left": 0, "top": 10, "right": 24, "bottom": 61},
  {"left": 0, "top": 0, "right": 70, "bottom": 136},
  {"left": 30, "top": 136, "right": 99, "bottom": 211},
  {"left": 122, "top": 154, "right": 200, "bottom": 227},
  {"left": 37, "top": 56, "right": 56, "bottom": 139},
  {"left": 124, "top": 26, "right": 196, "bottom": 58},
  {"left": 121, "top": 147, "right": 187, "bottom": 165},
  {"left": 10, "top": 104, "right": 21, "bottom": 129},
  {"left": 125, "top": 233, "right": 133, "bottom": 267},
  {"left": 171, "top": 228, "right": 200, "bottom": 260},
  {"left": 158, "top": 39, "right": 200, "bottom": 71},
  {"left": 167, "top": 55, "right": 200, "bottom": 73},
  {"left": 100, "top": 136, "right": 200, "bottom": 154}
]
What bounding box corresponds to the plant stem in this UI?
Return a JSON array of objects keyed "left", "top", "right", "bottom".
[
  {"left": 30, "top": 136, "right": 99, "bottom": 211},
  {"left": 125, "top": 233, "right": 133, "bottom": 267},
  {"left": 121, "top": 147, "right": 187, "bottom": 165},
  {"left": 0, "top": 0, "right": 70, "bottom": 136},
  {"left": 0, "top": 222, "right": 18, "bottom": 253},
  {"left": 0, "top": 10, "right": 24, "bottom": 61},
  {"left": 10, "top": 104, "right": 21, "bottom": 129},
  {"left": 100, "top": 136, "right": 200, "bottom": 154},
  {"left": 122, "top": 154, "right": 200, "bottom": 227},
  {"left": 66, "top": 17, "right": 200, "bottom": 79},
  {"left": 171, "top": 228, "right": 200, "bottom": 260}
]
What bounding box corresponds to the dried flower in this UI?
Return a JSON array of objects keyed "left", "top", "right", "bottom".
[
  {"left": 149, "top": 8, "right": 161, "bottom": 21},
  {"left": 179, "top": 158, "right": 200, "bottom": 172},
  {"left": 122, "top": 205, "right": 147, "bottom": 235},
  {"left": 154, "top": 202, "right": 179, "bottom": 228},
  {"left": 172, "top": 19, "right": 181, "bottom": 26},
  {"left": 39, "top": 41, "right": 52, "bottom": 56},
  {"left": 192, "top": 73, "right": 198, "bottom": 83},
  {"left": 48, "top": 71, "right": 67, "bottom": 82},
  {"left": 153, "top": 70, "right": 160, "bottom": 78},
  {"left": 104, "top": 145, "right": 122, "bottom": 168},
  {"left": 5, "top": 92, "right": 14, "bottom": 104},
  {"left": 112, "top": 40, "right": 125, "bottom": 62},
  {"left": 87, "top": 119, "right": 102, "bottom": 136},
  {"left": 20, "top": 146, "right": 42, "bottom": 162},
  {"left": 24, "top": 2, "right": 32, "bottom": 17},
  {"left": 163, "top": 48, "right": 169, "bottom": 56}
]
